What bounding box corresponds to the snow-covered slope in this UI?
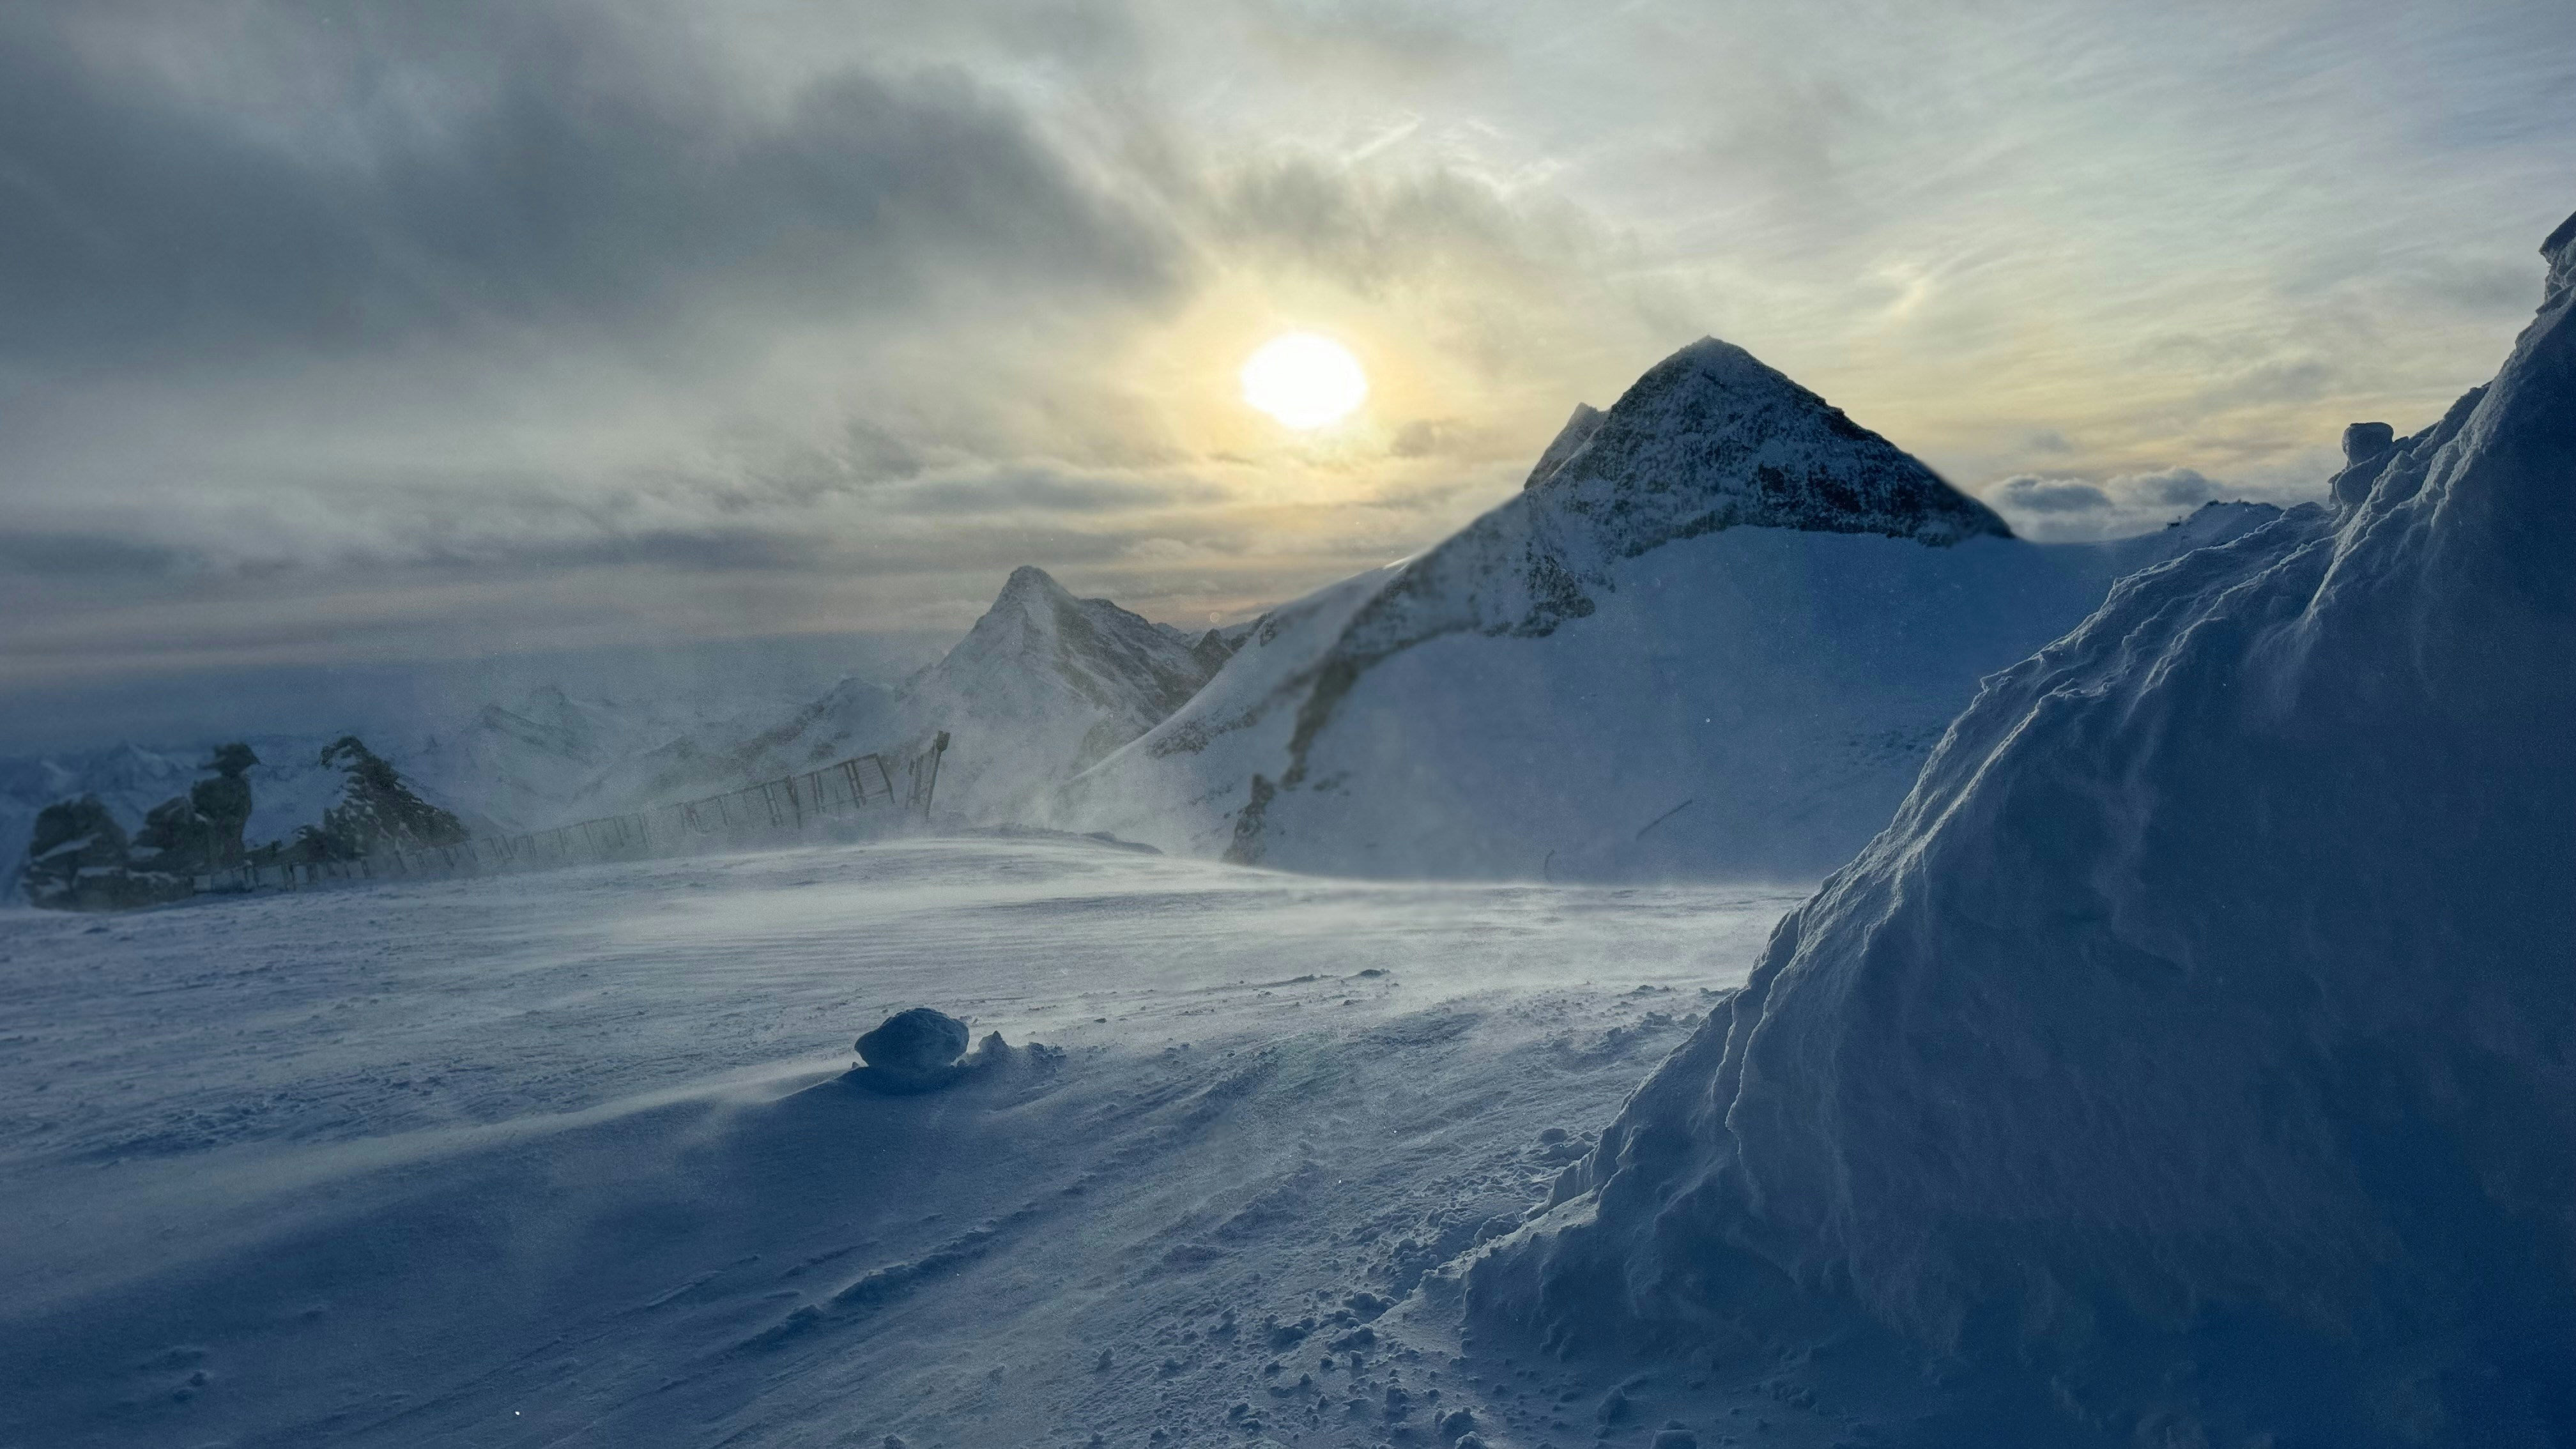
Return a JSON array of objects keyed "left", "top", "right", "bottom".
[
  {"left": 1471, "top": 211, "right": 2576, "bottom": 1446},
  {"left": 0, "top": 838, "right": 1813, "bottom": 1448},
  {"left": 893, "top": 566, "right": 1223, "bottom": 818},
  {"left": 1052, "top": 339, "right": 2275, "bottom": 882}
]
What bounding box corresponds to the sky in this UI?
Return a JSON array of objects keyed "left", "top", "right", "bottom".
[{"left": 3, "top": 0, "right": 2572, "bottom": 746}]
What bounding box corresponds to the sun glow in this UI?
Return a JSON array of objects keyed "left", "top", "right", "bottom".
[{"left": 1239, "top": 332, "right": 1368, "bottom": 429}]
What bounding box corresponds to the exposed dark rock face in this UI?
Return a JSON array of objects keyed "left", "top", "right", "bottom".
[
  {"left": 848, "top": 1007, "right": 997, "bottom": 1094},
  {"left": 1190, "top": 629, "right": 1238, "bottom": 680},
  {"left": 17, "top": 742, "right": 268, "bottom": 910},
  {"left": 131, "top": 742, "right": 259, "bottom": 874},
  {"left": 269, "top": 736, "right": 468, "bottom": 863},
  {"left": 20, "top": 796, "right": 188, "bottom": 911}
]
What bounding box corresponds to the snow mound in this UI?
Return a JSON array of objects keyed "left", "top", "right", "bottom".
[
  {"left": 1053, "top": 338, "right": 2260, "bottom": 882},
  {"left": 1469, "top": 212, "right": 2576, "bottom": 1445}
]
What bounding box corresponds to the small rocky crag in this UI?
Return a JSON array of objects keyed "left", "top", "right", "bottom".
[
  {"left": 846, "top": 1008, "right": 1059, "bottom": 1094},
  {"left": 18, "top": 743, "right": 263, "bottom": 911}
]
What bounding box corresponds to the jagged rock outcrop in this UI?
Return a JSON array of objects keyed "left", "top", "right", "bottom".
[
  {"left": 19, "top": 796, "right": 190, "bottom": 911},
  {"left": 17, "top": 743, "right": 268, "bottom": 909},
  {"left": 1468, "top": 210, "right": 2576, "bottom": 1447},
  {"left": 130, "top": 742, "right": 258, "bottom": 874},
  {"left": 1522, "top": 402, "right": 1606, "bottom": 489},
  {"left": 1335, "top": 338, "right": 2009, "bottom": 665},
  {"left": 270, "top": 737, "right": 468, "bottom": 862}
]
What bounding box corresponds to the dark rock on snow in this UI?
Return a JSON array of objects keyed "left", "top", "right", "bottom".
[{"left": 855, "top": 1008, "right": 971, "bottom": 1073}]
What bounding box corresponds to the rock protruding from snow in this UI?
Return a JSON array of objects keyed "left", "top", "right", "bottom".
[
  {"left": 19, "top": 796, "right": 188, "bottom": 911},
  {"left": 130, "top": 742, "right": 258, "bottom": 875},
  {"left": 2342, "top": 419, "right": 2396, "bottom": 463},
  {"left": 2333, "top": 421, "right": 2399, "bottom": 507},
  {"left": 1337, "top": 337, "right": 2009, "bottom": 663},
  {"left": 1529, "top": 337, "right": 2009, "bottom": 546},
  {"left": 1471, "top": 210, "right": 2576, "bottom": 1446},
  {"left": 855, "top": 1008, "right": 970, "bottom": 1073},
  {"left": 273, "top": 737, "right": 468, "bottom": 862}
]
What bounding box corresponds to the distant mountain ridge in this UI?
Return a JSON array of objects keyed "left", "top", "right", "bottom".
[
  {"left": 7, "top": 336, "right": 2287, "bottom": 895},
  {"left": 1048, "top": 335, "right": 2278, "bottom": 880}
]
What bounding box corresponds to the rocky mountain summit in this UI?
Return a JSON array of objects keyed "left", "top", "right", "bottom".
[{"left": 1335, "top": 336, "right": 2012, "bottom": 664}]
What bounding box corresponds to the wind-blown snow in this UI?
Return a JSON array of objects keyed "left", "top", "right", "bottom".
[
  {"left": 1469, "top": 212, "right": 2576, "bottom": 1446},
  {"left": 0, "top": 836, "right": 1807, "bottom": 1448}
]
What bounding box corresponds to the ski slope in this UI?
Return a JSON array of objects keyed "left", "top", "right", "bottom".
[{"left": 0, "top": 836, "right": 1827, "bottom": 1449}]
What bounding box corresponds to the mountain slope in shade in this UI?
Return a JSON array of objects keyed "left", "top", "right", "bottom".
[
  {"left": 1049, "top": 337, "right": 2271, "bottom": 881},
  {"left": 1470, "top": 210, "right": 2576, "bottom": 1446}
]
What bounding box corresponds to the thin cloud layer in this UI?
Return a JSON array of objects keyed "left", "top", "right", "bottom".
[
  {"left": 1984, "top": 466, "right": 2235, "bottom": 542},
  {"left": 1, "top": 0, "right": 2571, "bottom": 720}
]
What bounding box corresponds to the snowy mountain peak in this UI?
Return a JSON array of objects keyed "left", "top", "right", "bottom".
[
  {"left": 1321, "top": 337, "right": 2011, "bottom": 666},
  {"left": 994, "top": 564, "right": 1078, "bottom": 611},
  {"left": 949, "top": 567, "right": 1210, "bottom": 724},
  {"left": 1534, "top": 335, "right": 2011, "bottom": 548}
]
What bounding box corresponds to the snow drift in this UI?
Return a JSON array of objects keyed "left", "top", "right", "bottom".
[
  {"left": 1052, "top": 339, "right": 2274, "bottom": 881},
  {"left": 1469, "top": 212, "right": 2576, "bottom": 1446}
]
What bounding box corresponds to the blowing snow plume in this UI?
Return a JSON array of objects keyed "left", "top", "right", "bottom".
[{"left": 1468, "top": 212, "right": 2576, "bottom": 1446}]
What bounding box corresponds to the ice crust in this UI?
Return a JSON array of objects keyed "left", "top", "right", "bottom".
[{"left": 1469, "top": 213, "right": 2576, "bottom": 1444}]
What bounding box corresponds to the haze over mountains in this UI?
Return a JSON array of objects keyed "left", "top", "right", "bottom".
[
  {"left": 1047, "top": 340, "right": 2278, "bottom": 880},
  {"left": 11, "top": 337, "right": 2287, "bottom": 900}
]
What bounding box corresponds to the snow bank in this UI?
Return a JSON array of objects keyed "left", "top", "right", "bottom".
[{"left": 1469, "top": 213, "right": 2576, "bottom": 1445}]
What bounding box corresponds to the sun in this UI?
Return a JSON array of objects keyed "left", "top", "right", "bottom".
[{"left": 1240, "top": 332, "right": 1368, "bottom": 429}]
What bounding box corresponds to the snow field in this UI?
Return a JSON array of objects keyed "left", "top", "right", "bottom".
[{"left": 0, "top": 836, "right": 1813, "bottom": 1448}]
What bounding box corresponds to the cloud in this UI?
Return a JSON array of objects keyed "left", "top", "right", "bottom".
[
  {"left": 891, "top": 470, "right": 1223, "bottom": 516},
  {"left": 1991, "top": 477, "right": 2111, "bottom": 514},
  {"left": 3, "top": 0, "right": 2572, "bottom": 728},
  {"left": 1982, "top": 466, "right": 2227, "bottom": 542},
  {"left": 0, "top": 4, "right": 1184, "bottom": 372}
]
